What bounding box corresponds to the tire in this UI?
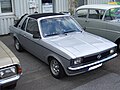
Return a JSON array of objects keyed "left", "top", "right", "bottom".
[
  {"left": 49, "top": 58, "right": 66, "bottom": 79},
  {"left": 0, "top": 86, "right": 3, "bottom": 90},
  {"left": 7, "top": 83, "right": 17, "bottom": 89},
  {"left": 14, "top": 38, "right": 23, "bottom": 52},
  {"left": 117, "top": 40, "right": 120, "bottom": 52}
]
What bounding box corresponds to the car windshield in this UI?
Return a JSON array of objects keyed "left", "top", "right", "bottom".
[
  {"left": 40, "top": 16, "right": 81, "bottom": 37},
  {"left": 105, "top": 8, "right": 120, "bottom": 20}
]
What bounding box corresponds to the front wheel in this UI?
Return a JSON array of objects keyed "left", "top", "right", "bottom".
[{"left": 49, "top": 58, "right": 66, "bottom": 79}]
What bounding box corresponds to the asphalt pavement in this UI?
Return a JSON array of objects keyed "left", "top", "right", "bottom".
[{"left": 0, "top": 35, "right": 120, "bottom": 90}]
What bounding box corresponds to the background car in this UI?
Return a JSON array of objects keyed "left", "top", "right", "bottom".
[
  {"left": 74, "top": 4, "right": 120, "bottom": 51},
  {"left": 0, "top": 41, "right": 22, "bottom": 89},
  {"left": 108, "top": 1, "right": 120, "bottom": 5},
  {"left": 10, "top": 13, "right": 117, "bottom": 79}
]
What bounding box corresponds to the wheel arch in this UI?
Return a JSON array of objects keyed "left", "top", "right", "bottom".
[
  {"left": 115, "top": 37, "right": 120, "bottom": 51},
  {"left": 47, "top": 55, "right": 62, "bottom": 66},
  {"left": 47, "top": 55, "right": 67, "bottom": 74},
  {"left": 13, "top": 34, "right": 19, "bottom": 41},
  {"left": 13, "top": 36, "right": 17, "bottom": 40},
  {"left": 115, "top": 37, "right": 120, "bottom": 44}
]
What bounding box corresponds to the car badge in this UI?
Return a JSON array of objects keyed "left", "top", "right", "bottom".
[{"left": 97, "top": 54, "right": 101, "bottom": 59}]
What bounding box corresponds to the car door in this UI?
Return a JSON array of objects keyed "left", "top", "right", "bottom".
[
  {"left": 17, "top": 17, "right": 29, "bottom": 47},
  {"left": 84, "top": 9, "right": 109, "bottom": 38},
  {"left": 23, "top": 18, "right": 40, "bottom": 53},
  {"left": 22, "top": 18, "right": 47, "bottom": 61},
  {"left": 75, "top": 9, "right": 108, "bottom": 37}
]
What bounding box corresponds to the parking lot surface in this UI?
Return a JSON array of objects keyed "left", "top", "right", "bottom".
[{"left": 0, "top": 35, "right": 120, "bottom": 90}]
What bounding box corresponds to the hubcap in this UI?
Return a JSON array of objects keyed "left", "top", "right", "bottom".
[
  {"left": 15, "top": 40, "right": 20, "bottom": 50},
  {"left": 50, "top": 60, "right": 60, "bottom": 76}
]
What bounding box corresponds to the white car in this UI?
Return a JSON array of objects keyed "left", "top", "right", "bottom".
[{"left": 0, "top": 41, "right": 22, "bottom": 89}]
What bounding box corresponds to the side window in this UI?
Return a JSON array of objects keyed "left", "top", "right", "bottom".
[
  {"left": 104, "top": 9, "right": 116, "bottom": 20},
  {"left": 88, "top": 9, "right": 104, "bottom": 19},
  {"left": 104, "top": 10, "right": 112, "bottom": 20},
  {"left": 76, "top": 9, "right": 88, "bottom": 18},
  {"left": 26, "top": 18, "right": 39, "bottom": 35},
  {"left": 21, "top": 18, "right": 27, "bottom": 30},
  {"left": 14, "top": 14, "right": 28, "bottom": 27}
]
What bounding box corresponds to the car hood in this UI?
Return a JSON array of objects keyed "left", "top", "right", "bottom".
[
  {"left": 44, "top": 32, "right": 116, "bottom": 59},
  {"left": 0, "top": 41, "right": 19, "bottom": 68}
]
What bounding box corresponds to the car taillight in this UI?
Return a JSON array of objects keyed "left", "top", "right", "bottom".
[{"left": 17, "top": 66, "right": 22, "bottom": 74}]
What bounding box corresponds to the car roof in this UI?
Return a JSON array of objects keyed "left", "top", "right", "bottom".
[
  {"left": 28, "top": 13, "right": 64, "bottom": 19},
  {"left": 76, "top": 4, "right": 120, "bottom": 11}
]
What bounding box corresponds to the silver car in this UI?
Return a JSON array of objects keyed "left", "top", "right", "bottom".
[
  {"left": 10, "top": 13, "right": 117, "bottom": 79},
  {"left": 75, "top": 4, "right": 120, "bottom": 50}
]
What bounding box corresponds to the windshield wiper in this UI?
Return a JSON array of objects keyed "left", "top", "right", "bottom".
[
  {"left": 45, "top": 33, "right": 59, "bottom": 37},
  {"left": 65, "top": 30, "right": 76, "bottom": 33},
  {"left": 64, "top": 29, "right": 81, "bottom": 33}
]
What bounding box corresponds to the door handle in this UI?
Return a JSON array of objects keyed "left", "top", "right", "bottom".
[{"left": 23, "top": 34, "right": 26, "bottom": 37}]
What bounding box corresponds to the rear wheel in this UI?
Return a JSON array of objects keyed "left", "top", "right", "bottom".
[
  {"left": 49, "top": 58, "right": 65, "bottom": 79},
  {"left": 14, "top": 38, "right": 23, "bottom": 52}
]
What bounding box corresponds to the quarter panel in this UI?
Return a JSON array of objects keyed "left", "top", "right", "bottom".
[{"left": 105, "top": 22, "right": 120, "bottom": 42}]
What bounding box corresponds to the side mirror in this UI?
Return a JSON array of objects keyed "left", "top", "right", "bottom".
[
  {"left": 83, "top": 27, "right": 86, "bottom": 30},
  {"left": 33, "top": 32, "right": 41, "bottom": 39}
]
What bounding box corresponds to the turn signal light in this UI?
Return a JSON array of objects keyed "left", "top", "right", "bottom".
[{"left": 18, "top": 66, "right": 22, "bottom": 74}]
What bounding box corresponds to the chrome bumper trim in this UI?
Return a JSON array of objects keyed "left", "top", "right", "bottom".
[
  {"left": 68, "top": 53, "right": 117, "bottom": 71},
  {"left": 0, "top": 75, "right": 20, "bottom": 85}
]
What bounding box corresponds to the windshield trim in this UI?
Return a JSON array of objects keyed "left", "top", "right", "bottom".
[{"left": 39, "top": 16, "right": 83, "bottom": 38}]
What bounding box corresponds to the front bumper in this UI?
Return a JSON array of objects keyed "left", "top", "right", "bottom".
[
  {"left": 67, "top": 53, "right": 117, "bottom": 75},
  {"left": 0, "top": 75, "right": 20, "bottom": 86}
]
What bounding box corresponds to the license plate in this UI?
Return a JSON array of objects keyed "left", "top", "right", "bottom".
[{"left": 88, "top": 63, "right": 102, "bottom": 71}]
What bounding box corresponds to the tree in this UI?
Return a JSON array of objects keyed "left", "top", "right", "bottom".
[{"left": 68, "top": 0, "right": 78, "bottom": 15}]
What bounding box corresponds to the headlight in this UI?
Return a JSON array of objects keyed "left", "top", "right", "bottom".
[
  {"left": 110, "top": 49, "right": 114, "bottom": 54},
  {"left": 71, "top": 58, "right": 83, "bottom": 65},
  {"left": 110, "top": 47, "right": 116, "bottom": 54},
  {"left": 0, "top": 66, "right": 17, "bottom": 79},
  {"left": 0, "top": 71, "right": 4, "bottom": 78}
]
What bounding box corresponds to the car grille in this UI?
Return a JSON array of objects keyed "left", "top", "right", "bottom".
[{"left": 82, "top": 50, "right": 112, "bottom": 64}]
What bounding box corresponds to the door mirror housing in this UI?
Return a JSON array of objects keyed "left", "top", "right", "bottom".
[
  {"left": 83, "top": 27, "right": 86, "bottom": 30},
  {"left": 33, "top": 32, "right": 41, "bottom": 39}
]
